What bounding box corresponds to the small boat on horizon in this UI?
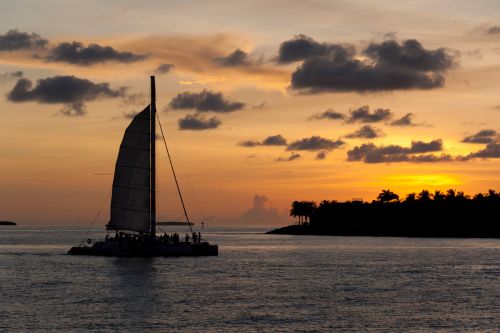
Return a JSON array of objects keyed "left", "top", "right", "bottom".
[{"left": 69, "top": 76, "right": 218, "bottom": 257}]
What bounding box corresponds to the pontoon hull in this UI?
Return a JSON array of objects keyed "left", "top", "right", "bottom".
[{"left": 68, "top": 240, "right": 218, "bottom": 257}]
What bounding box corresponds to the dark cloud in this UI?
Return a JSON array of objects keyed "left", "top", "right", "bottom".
[
  {"left": 155, "top": 63, "right": 174, "bottom": 75},
  {"left": 0, "top": 29, "right": 48, "bottom": 51},
  {"left": 169, "top": 90, "right": 245, "bottom": 112},
  {"left": 364, "top": 39, "right": 455, "bottom": 72},
  {"left": 0, "top": 70, "right": 23, "bottom": 81},
  {"left": 345, "top": 125, "right": 383, "bottom": 139},
  {"left": 277, "top": 34, "right": 355, "bottom": 64},
  {"left": 492, "top": 105, "right": 500, "bottom": 111},
  {"left": 46, "top": 41, "right": 147, "bottom": 65},
  {"left": 239, "top": 134, "right": 287, "bottom": 147},
  {"left": 288, "top": 36, "right": 456, "bottom": 93},
  {"left": 390, "top": 113, "right": 419, "bottom": 126},
  {"left": 462, "top": 129, "right": 497, "bottom": 144},
  {"left": 467, "top": 142, "right": 500, "bottom": 158},
  {"left": 178, "top": 113, "right": 221, "bottom": 130},
  {"left": 486, "top": 26, "right": 500, "bottom": 35},
  {"left": 263, "top": 135, "right": 287, "bottom": 146},
  {"left": 7, "top": 75, "right": 125, "bottom": 104},
  {"left": 215, "top": 49, "right": 251, "bottom": 66},
  {"left": 316, "top": 151, "right": 327, "bottom": 160},
  {"left": 309, "top": 108, "right": 345, "bottom": 120},
  {"left": 239, "top": 140, "right": 260, "bottom": 147},
  {"left": 347, "top": 139, "right": 445, "bottom": 163},
  {"left": 346, "top": 106, "right": 392, "bottom": 123},
  {"left": 276, "top": 152, "right": 301, "bottom": 162},
  {"left": 286, "top": 136, "right": 344, "bottom": 151},
  {"left": 410, "top": 139, "right": 443, "bottom": 153},
  {"left": 6, "top": 75, "right": 126, "bottom": 116}
]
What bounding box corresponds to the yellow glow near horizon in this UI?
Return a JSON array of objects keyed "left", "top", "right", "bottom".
[{"left": 385, "top": 174, "right": 462, "bottom": 188}]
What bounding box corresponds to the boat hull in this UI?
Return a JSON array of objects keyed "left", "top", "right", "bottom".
[{"left": 68, "top": 240, "right": 218, "bottom": 257}]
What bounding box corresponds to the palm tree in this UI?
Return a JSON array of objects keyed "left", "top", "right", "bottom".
[
  {"left": 432, "top": 190, "right": 445, "bottom": 202},
  {"left": 377, "top": 189, "right": 399, "bottom": 203},
  {"left": 404, "top": 192, "right": 416, "bottom": 203},
  {"left": 417, "top": 190, "right": 431, "bottom": 202},
  {"left": 290, "top": 201, "right": 302, "bottom": 224},
  {"left": 302, "top": 201, "right": 317, "bottom": 223}
]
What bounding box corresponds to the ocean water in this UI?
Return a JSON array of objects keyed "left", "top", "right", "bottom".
[{"left": 1, "top": 226, "right": 500, "bottom": 332}]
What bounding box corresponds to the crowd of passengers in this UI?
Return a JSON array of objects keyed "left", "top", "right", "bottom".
[{"left": 105, "top": 231, "right": 203, "bottom": 245}]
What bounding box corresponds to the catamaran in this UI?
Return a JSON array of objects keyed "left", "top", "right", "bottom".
[{"left": 69, "top": 76, "right": 218, "bottom": 257}]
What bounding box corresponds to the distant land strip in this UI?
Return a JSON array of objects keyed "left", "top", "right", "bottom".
[
  {"left": 268, "top": 189, "right": 500, "bottom": 238},
  {"left": 0, "top": 221, "right": 16, "bottom": 225}
]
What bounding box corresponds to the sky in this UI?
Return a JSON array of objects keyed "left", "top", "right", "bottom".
[{"left": 0, "top": 0, "right": 499, "bottom": 226}]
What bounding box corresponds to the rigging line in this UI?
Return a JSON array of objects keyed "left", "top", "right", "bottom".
[
  {"left": 77, "top": 190, "right": 112, "bottom": 247},
  {"left": 160, "top": 115, "right": 207, "bottom": 225},
  {"left": 156, "top": 113, "right": 193, "bottom": 234}
]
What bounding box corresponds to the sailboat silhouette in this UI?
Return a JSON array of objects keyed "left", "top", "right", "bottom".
[{"left": 69, "top": 77, "right": 218, "bottom": 257}]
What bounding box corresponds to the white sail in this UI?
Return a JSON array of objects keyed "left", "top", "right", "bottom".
[{"left": 108, "top": 106, "right": 151, "bottom": 233}]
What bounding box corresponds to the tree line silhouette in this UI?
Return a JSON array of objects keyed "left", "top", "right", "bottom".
[{"left": 270, "top": 189, "right": 500, "bottom": 237}]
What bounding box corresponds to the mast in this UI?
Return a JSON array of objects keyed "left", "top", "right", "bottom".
[{"left": 150, "top": 76, "right": 156, "bottom": 238}]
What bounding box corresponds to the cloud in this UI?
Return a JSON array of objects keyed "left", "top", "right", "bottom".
[
  {"left": 277, "top": 34, "right": 355, "bottom": 64},
  {"left": 287, "top": 36, "right": 457, "bottom": 93},
  {"left": 345, "top": 125, "right": 383, "bottom": 139},
  {"left": 493, "top": 105, "right": 500, "bottom": 111},
  {"left": 476, "top": 24, "right": 500, "bottom": 35},
  {"left": 215, "top": 49, "right": 251, "bottom": 66},
  {"left": 59, "top": 102, "right": 86, "bottom": 117},
  {"left": 238, "top": 194, "right": 286, "bottom": 225},
  {"left": 487, "top": 26, "right": 500, "bottom": 34},
  {"left": 276, "top": 152, "right": 301, "bottom": 162},
  {"left": 263, "top": 134, "right": 287, "bottom": 146},
  {"left": 411, "top": 139, "right": 443, "bottom": 153},
  {"left": 122, "top": 92, "right": 146, "bottom": 107},
  {"left": 467, "top": 142, "right": 500, "bottom": 158},
  {"left": 178, "top": 113, "right": 221, "bottom": 130},
  {"left": 390, "top": 113, "right": 419, "bottom": 126},
  {"left": 46, "top": 41, "right": 147, "bottom": 65},
  {"left": 154, "top": 63, "right": 174, "bottom": 75},
  {"left": 0, "top": 70, "right": 23, "bottom": 81},
  {"left": 347, "top": 139, "right": 446, "bottom": 163},
  {"left": 346, "top": 105, "right": 392, "bottom": 123},
  {"left": 286, "top": 136, "right": 344, "bottom": 151},
  {"left": 364, "top": 39, "right": 455, "bottom": 72},
  {"left": 309, "top": 108, "right": 345, "bottom": 120},
  {"left": 6, "top": 75, "right": 126, "bottom": 116},
  {"left": 238, "top": 140, "right": 260, "bottom": 147},
  {"left": 462, "top": 129, "right": 497, "bottom": 144},
  {"left": 0, "top": 29, "right": 48, "bottom": 51},
  {"left": 316, "top": 151, "right": 327, "bottom": 160},
  {"left": 169, "top": 90, "right": 245, "bottom": 112},
  {"left": 239, "top": 134, "right": 287, "bottom": 147},
  {"left": 122, "top": 111, "right": 139, "bottom": 119}
]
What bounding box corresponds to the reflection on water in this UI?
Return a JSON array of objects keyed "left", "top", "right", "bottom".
[{"left": 1, "top": 226, "right": 500, "bottom": 332}]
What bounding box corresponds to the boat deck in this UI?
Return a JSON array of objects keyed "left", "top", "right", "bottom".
[{"left": 68, "top": 240, "right": 218, "bottom": 257}]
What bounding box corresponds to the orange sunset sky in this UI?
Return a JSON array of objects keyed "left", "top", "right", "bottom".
[{"left": 0, "top": 1, "right": 499, "bottom": 226}]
